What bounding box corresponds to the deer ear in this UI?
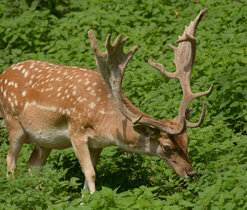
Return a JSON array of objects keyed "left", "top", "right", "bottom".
[{"left": 134, "top": 125, "right": 160, "bottom": 137}]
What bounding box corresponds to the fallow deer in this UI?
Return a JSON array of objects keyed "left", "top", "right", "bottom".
[{"left": 0, "top": 9, "right": 212, "bottom": 193}]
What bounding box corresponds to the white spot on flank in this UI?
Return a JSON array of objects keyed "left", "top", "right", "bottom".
[
  {"left": 22, "top": 91, "right": 27, "bottom": 97},
  {"left": 87, "top": 87, "right": 91, "bottom": 91},
  {"left": 90, "top": 91, "right": 96, "bottom": 96},
  {"left": 11, "top": 65, "right": 18, "bottom": 70},
  {"left": 85, "top": 81, "right": 90, "bottom": 85},
  {"left": 66, "top": 109, "right": 71, "bottom": 115},
  {"left": 14, "top": 83, "right": 18, "bottom": 88},
  {"left": 24, "top": 71, "right": 29, "bottom": 78},
  {"left": 4, "top": 79, "right": 8, "bottom": 84},
  {"left": 92, "top": 82, "right": 97, "bottom": 86},
  {"left": 3, "top": 90, "right": 6, "bottom": 97},
  {"left": 99, "top": 109, "right": 105, "bottom": 114},
  {"left": 89, "top": 102, "right": 96, "bottom": 109},
  {"left": 18, "top": 65, "right": 24, "bottom": 70},
  {"left": 72, "top": 90, "right": 76, "bottom": 96}
]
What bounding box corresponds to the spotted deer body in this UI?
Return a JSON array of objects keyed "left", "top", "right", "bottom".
[
  {"left": 0, "top": 60, "right": 120, "bottom": 149},
  {"left": 0, "top": 9, "right": 212, "bottom": 194}
]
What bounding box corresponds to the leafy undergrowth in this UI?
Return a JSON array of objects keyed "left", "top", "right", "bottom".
[{"left": 0, "top": 0, "right": 247, "bottom": 209}]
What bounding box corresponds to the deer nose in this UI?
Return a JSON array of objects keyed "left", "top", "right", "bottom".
[{"left": 186, "top": 170, "right": 195, "bottom": 178}]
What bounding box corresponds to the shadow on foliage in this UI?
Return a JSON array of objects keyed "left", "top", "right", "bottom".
[{"left": 52, "top": 148, "right": 156, "bottom": 193}]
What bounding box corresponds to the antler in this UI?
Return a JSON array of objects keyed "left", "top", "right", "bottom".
[
  {"left": 88, "top": 30, "right": 185, "bottom": 135},
  {"left": 149, "top": 8, "right": 213, "bottom": 128}
]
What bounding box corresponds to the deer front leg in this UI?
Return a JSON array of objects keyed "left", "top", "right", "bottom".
[
  {"left": 70, "top": 133, "right": 97, "bottom": 194},
  {"left": 83, "top": 148, "right": 102, "bottom": 190}
]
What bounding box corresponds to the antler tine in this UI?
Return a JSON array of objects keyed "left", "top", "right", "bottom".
[
  {"left": 88, "top": 30, "right": 104, "bottom": 56},
  {"left": 89, "top": 30, "right": 185, "bottom": 135},
  {"left": 148, "top": 59, "right": 178, "bottom": 79},
  {"left": 186, "top": 104, "right": 206, "bottom": 128},
  {"left": 113, "top": 34, "right": 122, "bottom": 46},
  {"left": 105, "top": 34, "right": 112, "bottom": 51}
]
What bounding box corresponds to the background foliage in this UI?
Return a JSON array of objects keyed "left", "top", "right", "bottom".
[{"left": 0, "top": 0, "right": 246, "bottom": 209}]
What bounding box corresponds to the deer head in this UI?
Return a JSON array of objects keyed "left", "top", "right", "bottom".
[{"left": 88, "top": 8, "right": 212, "bottom": 178}]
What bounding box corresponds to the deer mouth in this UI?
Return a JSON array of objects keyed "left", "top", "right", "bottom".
[{"left": 164, "top": 159, "right": 195, "bottom": 178}]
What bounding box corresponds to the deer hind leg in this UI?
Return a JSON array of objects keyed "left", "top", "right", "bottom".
[
  {"left": 26, "top": 144, "right": 51, "bottom": 175},
  {"left": 5, "top": 117, "right": 26, "bottom": 178},
  {"left": 83, "top": 147, "right": 102, "bottom": 190}
]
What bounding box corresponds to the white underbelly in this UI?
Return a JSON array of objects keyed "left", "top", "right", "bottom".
[{"left": 25, "top": 127, "right": 71, "bottom": 149}]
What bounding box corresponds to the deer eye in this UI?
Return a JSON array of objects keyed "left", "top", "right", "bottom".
[{"left": 162, "top": 145, "right": 172, "bottom": 152}]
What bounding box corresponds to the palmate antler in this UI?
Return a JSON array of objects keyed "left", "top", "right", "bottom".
[
  {"left": 149, "top": 8, "right": 213, "bottom": 127},
  {"left": 88, "top": 30, "right": 185, "bottom": 135}
]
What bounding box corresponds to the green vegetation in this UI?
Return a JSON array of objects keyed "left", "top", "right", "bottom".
[{"left": 0, "top": 0, "right": 246, "bottom": 209}]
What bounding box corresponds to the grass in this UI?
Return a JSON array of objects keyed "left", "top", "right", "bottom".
[{"left": 0, "top": 0, "right": 247, "bottom": 209}]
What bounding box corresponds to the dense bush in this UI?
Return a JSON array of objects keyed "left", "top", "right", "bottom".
[{"left": 0, "top": 0, "right": 246, "bottom": 209}]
